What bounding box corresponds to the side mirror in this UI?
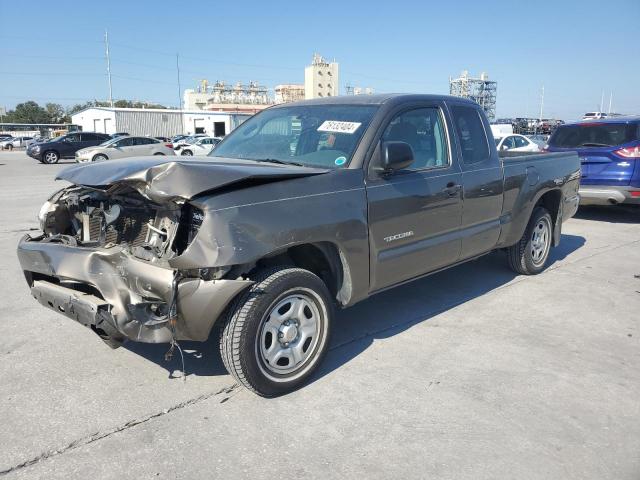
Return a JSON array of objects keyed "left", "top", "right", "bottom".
[
  {"left": 501, "top": 144, "right": 509, "bottom": 151},
  {"left": 380, "top": 141, "right": 414, "bottom": 172}
]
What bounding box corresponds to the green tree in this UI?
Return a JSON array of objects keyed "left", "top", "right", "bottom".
[
  {"left": 45, "top": 103, "right": 67, "bottom": 123},
  {"left": 4, "top": 101, "right": 52, "bottom": 124}
]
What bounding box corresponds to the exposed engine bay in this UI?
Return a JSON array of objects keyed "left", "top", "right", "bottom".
[{"left": 38, "top": 186, "right": 203, "bottom": 263}]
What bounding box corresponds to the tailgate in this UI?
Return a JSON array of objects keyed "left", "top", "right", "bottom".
[{"left": 578, "top": 151, "right": 634, "bottom": 186}]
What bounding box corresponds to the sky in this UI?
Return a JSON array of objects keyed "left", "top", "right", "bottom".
[{"left": 0, "top": 0, "right": 638, "bottom": 121}]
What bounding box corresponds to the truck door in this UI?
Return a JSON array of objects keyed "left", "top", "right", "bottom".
[
  {"left": 448, "top": 104, "right": 504, "bottom": 260},
  {"left": 366, "top": 105, "right": 463, "bottom": 292}
]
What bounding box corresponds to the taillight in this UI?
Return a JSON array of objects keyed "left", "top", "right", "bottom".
[
  {"left": 614, "top": 146, "right": 640, "bottom": 158},
  {"left": 631, "top": 191, "right": 640, "bottom": 198},
  {"left": 165, "top": 143, "right": 173, "bottom": 148}
]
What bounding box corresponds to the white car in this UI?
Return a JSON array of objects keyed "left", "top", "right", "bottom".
[
  {"left": 173, "top": 134, "right": 208, "bottom": 152},
  {"left": 0, "top": 136, "right": 35, "bottom": 150},
  {"left": 180, "top": 137, "right": 222, "bottom": 156},
  {"left": 495, "top": 134, "right": 540, "bottom": 153},
  {"left": 75, "top": 136, "right": 175, "bottom": 162},
  {"left": 582, "top": 112, "right": 607, "bottom": 121}
]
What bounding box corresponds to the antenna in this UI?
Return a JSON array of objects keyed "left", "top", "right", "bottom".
[
  {"left": 104, "top": 30, "right": 114, "bottom": 107},
  {"left": 608, "top": 91, "right": 613, "bottom": 114}
]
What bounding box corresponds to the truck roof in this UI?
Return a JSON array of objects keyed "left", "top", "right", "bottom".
[{"left": 275, "top": 93, "right": 479, "bottom": 108}]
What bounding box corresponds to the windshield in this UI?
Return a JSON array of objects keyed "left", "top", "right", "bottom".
[
  {"left": 549, "top": 123, "right": 640, "bottom": 148},
  {"left": 209, "top": 104, "right": 378, "bottom": 168}
]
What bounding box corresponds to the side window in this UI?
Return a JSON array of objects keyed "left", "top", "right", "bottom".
[
  {"left": 65, "top": 133, "right": 81, "bottom": 143},
  {"left": 381, "top": 107, "right": 449, "bottom": 170},
  {"left": 514, "top": 136, "right": 529, "bottom": 148},
  {"left": 81, "top": 133, "right": 96, "bottom": 142},
  {"left": 502, "top": 136, "right": 516, "bottom": 150},
  {"left": 115, "top": 137, "right": 135, "bottom": 147},
  {"left": 451, "top": 106, "right": 490, "bottom": 164}
]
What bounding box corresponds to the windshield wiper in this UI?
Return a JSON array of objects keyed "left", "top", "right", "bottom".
[
  {"left": 578, "top": 142, "right": 611, "bottom": 147},
  {"left": 257, "top": 158, "right": 305, "bottom": 167}
]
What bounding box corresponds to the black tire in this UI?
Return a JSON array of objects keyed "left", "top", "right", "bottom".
[
  {"left": 153, "top": 152, "right": 165, "bottom": 156},
  {"left": 181, "top": 149, "right": 193, "bottom": 156},
  {"left": 220, "top": 266, "right": 333, "bottom": 397},
  {"left": 7, "top": 144, "right": 14, "bottom": 151},
  {"left": 92, "top": 154, "right": 108, "bottom": 162},
  {"left": 42, "top": 150, "right": 59, "bottom": 164},
  {"left": 507, "top": 206, "right": 553, "bottom": 275}
]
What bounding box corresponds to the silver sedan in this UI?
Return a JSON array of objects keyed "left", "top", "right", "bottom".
[{"left": 75, "top": 136, "right": 175, "bottom": 162}]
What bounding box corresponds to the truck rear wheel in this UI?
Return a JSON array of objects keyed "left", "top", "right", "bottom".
[
  {"left": 507, "top": 206, "right": 553, "bottom": 275},
  {"left": 219, "top": 266, "right": 333, "bottom": 397}
]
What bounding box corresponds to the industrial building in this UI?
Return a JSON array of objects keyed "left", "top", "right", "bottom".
[
  {"left": 71, "top": 107, "right": 251, "bottom": 138},
  {"left": 304, "top": 53, "right": 339, "bottom": 99},
  {"left": 449, "top": 70, "right": 497, "bottom": 121},
  {"left": 182, "top": 53, "right": 340, "bottom": 111},
  {"left": 275, "top": 84, "right": 306, "bottom": 104},
  {"left": 183, "top": 80, "right": 272, "bottom": 113}
]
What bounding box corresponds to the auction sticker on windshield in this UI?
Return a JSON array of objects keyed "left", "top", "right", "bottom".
[{"left": 318, "top": 121, "right": 362, "bottom": 134}]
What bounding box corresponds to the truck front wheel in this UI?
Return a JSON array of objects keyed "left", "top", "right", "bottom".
[
  {"left": 507, "top": 206, "right": 553, "bottom": 275},
  {"left": 219, "top": 267, "right": 333, "bottom": 397}
]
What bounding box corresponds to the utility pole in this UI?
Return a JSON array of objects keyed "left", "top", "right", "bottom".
[
  {"left": 104, "top": 30, "right": 114, "bottom": 107},
  {"left": 608, "top": 91, "right": 613, "bottom": 114},
  {"left": 176, "top": 53, "right": 184, "bottom": 134},
  {"left": 535, "top": 85, "right": 544, "bottom": 135},
  {"left": 600, "top": 90, "right": 604, "bottom": 113}
]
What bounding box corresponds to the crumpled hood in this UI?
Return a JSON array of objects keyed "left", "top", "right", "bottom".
[{"left": 57, "top": 156, "right": 329, "bottom": 203}]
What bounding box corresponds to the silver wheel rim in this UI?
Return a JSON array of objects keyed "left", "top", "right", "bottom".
[
  {"left": 44, "top": 152, "right": 56, "bottom": 163},
  {"left": 182, "top": 150, "right": 192, "bottom": 156},
  {"left": 530, "top": 216, "right": 551, "bottom": 267},
  {"left": 256, "top": 289, "right": 325, "bottom": 378}
]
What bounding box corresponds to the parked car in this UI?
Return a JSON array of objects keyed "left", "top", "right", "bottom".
[
  {"left": 1, "top": 136, "right": 35, "bottom": 150},
  {"left": 75, "top": 136, "right": 176, "bottom": 162},
  {"left": 180, "top": 137, "right": 221, "bottom": 156},
  {"left": 582, "top": 112, "right": 607, "bottom": 121},
  {"left": 171, "top": 134, "right": 188, "bottom": 143},
  {"left": 26, "top": 132, "right": 111, "bottom": 164},
  {"left": 0, "top": 134, "right": 13, "bottom": 140},
  {"left": 546, "top": 116, "right": 640, "bottom": 205},
  {"left": 173, "top": 134, "right": 208, "bottom": 151},
  {"left": 17, "top": 94, "right": 580, "bottom": 396},
  {"left": 527, "top": 134, "right": 550, "bottom": 149},
  {"left": 495, "top": 134, "right": 541, "bottom": 153}
]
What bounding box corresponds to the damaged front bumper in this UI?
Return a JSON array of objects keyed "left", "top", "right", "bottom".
[{"left": 17, "top": 234, "right": 252, "bottom": 346}]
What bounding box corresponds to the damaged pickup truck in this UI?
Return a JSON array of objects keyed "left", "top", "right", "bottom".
[{"left": 17, "top": 94, "right": 581, "bottom": 396}]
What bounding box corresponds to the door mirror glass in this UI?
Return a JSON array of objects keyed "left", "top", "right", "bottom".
[{"left": 381, "top": 141, "right": 414, "bottom": 172}]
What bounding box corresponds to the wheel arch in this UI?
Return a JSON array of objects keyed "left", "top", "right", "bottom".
[
  {"left": 234, "top": 241, "right": 352, "bottom": 307},
  {"left": 533, "top": 188, "right": 563, "bottom": 246}
]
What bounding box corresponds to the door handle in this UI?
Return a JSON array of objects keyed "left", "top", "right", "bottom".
[{"left": 443, "top": 182, "right": 462, "bottom": 197}]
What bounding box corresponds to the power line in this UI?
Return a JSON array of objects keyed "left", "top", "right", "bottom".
[{"left": 0, "top": 71, "right": 105, "bottom": 76}]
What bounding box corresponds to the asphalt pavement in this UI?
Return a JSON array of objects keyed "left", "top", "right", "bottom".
[{"left": 0, "top": 150, "right": 638, "bottom": 479}]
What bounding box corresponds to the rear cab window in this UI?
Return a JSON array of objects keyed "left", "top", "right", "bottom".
[{"left": 450, "top": 105, "right": 491, "bottom": 164}]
